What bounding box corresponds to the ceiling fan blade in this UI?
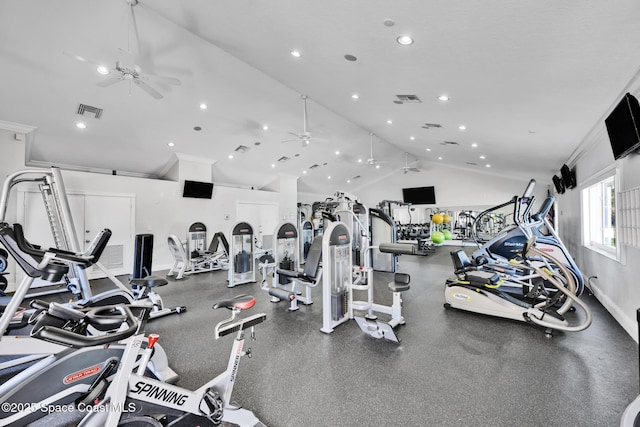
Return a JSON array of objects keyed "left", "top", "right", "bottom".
[
  {"left": 301, "top": 95, "right": 308, "bottom": 134},
  {"left": 96, "top": 76, "right": 124, "bottom": 87},
  {"left": 147, "top": 74, "right": 181, "bottom": 86},
  {"left": 134, "top": 79, "right": 163, "bottom": 99},
  {"left": 280, "top": 139, "right": 297, "bottom": 143}
]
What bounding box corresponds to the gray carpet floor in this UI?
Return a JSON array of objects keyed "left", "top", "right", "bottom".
[{"left": 11, "top": 244, "right": 640, "bottom": 426}]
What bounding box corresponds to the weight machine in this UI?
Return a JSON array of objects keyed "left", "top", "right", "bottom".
[
  {"left": 228, "top": 221, "right": 256, "bottom": 287},
  {"left": 167, "top": 222, "right": 229, "bottom": 280}
]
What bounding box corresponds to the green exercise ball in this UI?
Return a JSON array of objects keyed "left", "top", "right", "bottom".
[
  {"left": 431, "top": 231, "right": 445, "bottom": 244},
  {"left": 443, "top": 229, "right": 453, "bottom": 240}
]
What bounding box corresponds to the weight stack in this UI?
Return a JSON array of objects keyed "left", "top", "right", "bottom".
[{"left": 133, "top": 234, "right": 154, "bottom": 279}]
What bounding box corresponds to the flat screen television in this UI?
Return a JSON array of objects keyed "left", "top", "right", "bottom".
[
  {"left": 182, "top": 180, "right": 214, "bottom": 199},
  {"left": 402, "top": 186, "right": 436, "bottom": 205},
  {"left": 605, "top": 92, "right": 640, "bottom": 160}
]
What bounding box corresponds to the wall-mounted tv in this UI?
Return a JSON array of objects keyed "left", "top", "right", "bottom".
[
  {"left": 183, "top": 180, "right": 214, "bottom": 199},
  {"left": 605, "top": 92, "right": 640, "bottom": 160},
  {"left": 402, "top": 186, "right": 436, "bottom": 205}
]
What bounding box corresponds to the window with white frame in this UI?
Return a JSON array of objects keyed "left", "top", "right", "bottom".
[{"left": 582, "top": 172, "right": 618, "bottom": 258}]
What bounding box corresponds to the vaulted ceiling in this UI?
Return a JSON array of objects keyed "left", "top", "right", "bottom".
[{"left": 1, "top": 0, "right": 639, "bottom": 195}]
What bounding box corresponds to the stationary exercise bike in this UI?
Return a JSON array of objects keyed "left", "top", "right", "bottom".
[
  {"left": 0, "top": 222, "right": 177, "bottom": 383},
  {"left": 445, "top": 237, "right": 592, "bottom": 336},
  {"left": 0, "top": 294, "right": 267, "bottom": 426}
]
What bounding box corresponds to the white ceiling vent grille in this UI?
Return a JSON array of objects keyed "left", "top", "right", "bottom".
[
  {"left": 76, "top": 104, "right": 103, "bottom": 119},
  {"left": 352, "top": 175, "right": 361, "bottom": 180},
  {"left": 422, "top": 123, "right": 442, "bottom": 129},
  {"left": 234, "top": 145, "right": 249, "bottom": 153},
  {"left": 309, "top": 164, "right": 320, "bottom": 170},
  {"left": 441, "top": 141, "right": 459, "bottom": 146},
  {"left": 466, "top": 162, "right": 478, "bottom": 166},
  {"left": 396, "top": 95, "right": 422, "bottom": 103},
  {"left": 277, "top": 156, "right": 290, "bottom": 163}
]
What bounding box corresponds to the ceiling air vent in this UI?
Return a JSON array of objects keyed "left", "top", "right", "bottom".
[
  {"left": 277, "top": 156, "right": 290, "bottom": 163},
  {"left": 396, "top": 95, "right": 422, "bottom": 103},
  {"left": 76, "top": 103, "right": 103, "bottom": 119},
  {"left": 422, "top": 123, "right": 442, "bottom": 129},
  {"left": 441, "top": 141, "right": 459, "bottom": 146},
  {"left": 352, "top": 175, "right": 361, "bottom": 180},
  {"left": 234, "top": 145, "right": 249, "bottom": 153},
  {"left": 466, "top": 162, "right": 478, "bottom": 166},
  {"left": 309, "top": 164, "right": 319, "bottom": 170}
]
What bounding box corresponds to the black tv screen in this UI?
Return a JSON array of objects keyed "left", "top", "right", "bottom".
[
  {"left": 605, "top": 92, "right": 640, "bottom": 160},
  {"left": 183, "top": 180, "right": 213, "bottom": 199},
  {"left": 402, "top": 186, "right": 436, "bottom": 205}
]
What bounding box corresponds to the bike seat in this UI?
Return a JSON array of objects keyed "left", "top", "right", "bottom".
[
  {"left": 130, "top": 276, "right": 168, "bottom": 288},
  {"left": 213, "top": 294, "right": 256, "bottom": 311}
]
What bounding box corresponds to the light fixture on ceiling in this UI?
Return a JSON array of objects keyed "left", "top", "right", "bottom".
[
  {"left": 96, "top": 66, "right": 110, "bottom": 75},
  {"left": 347, "top": 179, "right": 351, "bottom": 183},
  {"left": 75, "top": 122, "right": 86, "bottom": 129},
  {"left": 486, "top": 164, "right": 491, "bottom": 168},
  {"left": 396, "top": 35, "right": 414, "bottom": 45},
  {"left": 327, "top": 176, "right": 331, "bottom": 179},
  {"left": 358, "top": 158, "right": 363, "bottom": 163},
  {"left": 335, "top": 150, "right": 340, "bottom": 155},
  {"left": 375, "top": 164, "right": 380, "bottom": 169},
  {"left": 228, "top": 154, "right": 234, "bottom": 159},
  {"left": 271, "top": 164, "right": 276, "bottom": 168},
  {"left": 383, "top": 19, "right": 395, "bottom": 27},
  {"left": 290, "top": 50, "right": 302, "bottom": 58},
  {"left": 351, "top": 93, "right": 359, "bottom": 100},
  {"left": 410, "top": 136, "right": 415, "bottom": 141},
  {"left": 458, "top": 125, "right": 467, "bottom": 130},
  {"left": 437, "top": 95, "right": 449, "bottom": 101},
  {"left": 302, "top": 170, "right": 307, "bottom": 174},
  {"left": 199, "top": 103, "right": 208, "bottom": 110},
  {"left": 471, "top": 143, "right": 478, "bottom": 148},
  {"left": 426, "top": 148, "right": 432, "bottom": 152},
  {"left": 438, "top": 156, "right": 443, "bottom": 160},
  {"left": 167, "top": 142, "right": 175, "bottom": 147},
  {"left": 479, "top": 154, "right": 486, "bottom": 159},
  {"left": 262, "top": 125, "right": 269, "bottom": 130},
  {"left": 387, "top": 119, "right": 393, "bottom": 124}
]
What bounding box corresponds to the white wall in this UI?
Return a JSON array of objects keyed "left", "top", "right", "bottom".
[
  {"left": 0, "top": 129, "right": 296, "bottom": 289},
  {"left": 556, "top": 126, "right": 640, "bottom": 340}
]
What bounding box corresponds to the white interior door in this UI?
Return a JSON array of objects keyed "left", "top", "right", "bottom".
[
  {"left": 83, "top": 195, "right": 133, "bottom": 277},
  {"left": 236, "top": 202, "right": 279, "bottom": 243}
]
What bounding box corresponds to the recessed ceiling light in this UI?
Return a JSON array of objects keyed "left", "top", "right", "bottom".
[
  {"left": 302, "top": 170, "right": 307, "bottom": 174},
  {"left": 351, "top": 93, "right": 359, "bottom": 100},
  {"left": 471, "top": 143, "right": 478, "bottom": 148},
  {"left": 387, "top": 119, "right": 393, "bottom": 124},
  {"left": 75, "top": 122, "right": 86, "bottom": 129},
  {"left": 168, "top": 142, "right": 175, "bottom": 147},
  {"left": 305, "top": 140, "right": 310, "bottom": 145},
  {"left": 358, "top": 158, "right": 363, "bottom": 163},
  {"left": 228, "top": 154, "right": 234, "bottom": 159},
  {"left": 458, "top": 125, "right": 466, "bottom": 131},
  {"left": 396, "top": 35, "right": 414, "bottom": 45},
  {"left": 426, "top": 148, "right": 432, "bottom": 152},
  {"left": 199, "top": 103, "right": 208, "bottom": 110},
  {"left": 96, "top": 66, "right": 110, "bottom": 75},
  {"left": 290, "top": 50, "right": 301, "bottom": 58},
  {"left": 437, "top": 95, "right": 449, "bottom": 101},
  {"left": 347, "top": 179, "right": 351, "bottom": 183},
  {"left": 335, "top": 150, "right": 340, "bottom": 155},
  {"left": 479, "top": 155, "right": 486, "bottom": 159},
  {"left": 327, "top": 176, "right": 331, "bottom": 179},
  {"left": 438, "top": 156, "right": 443, "bottom": 160},
  {"left": 410, "top": 136, "right": 415, "bottom": 141},
  {"left": 271, "top": 164, "right": 275, "bottom": 168},
  {"left": 486, "top": 164, "right": 491, "bottom": 168},
  {"left": 376, "top": 164, "right": 380, "bottom": 169},
  {"left": 262, "top": 125, "right": 269, "bottom": 130}
]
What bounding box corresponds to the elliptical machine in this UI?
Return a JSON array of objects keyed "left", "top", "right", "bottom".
[
  {"left": 471, "top": 179, "right": 585, "bottom": 296},
  {"left": 445, "top": 237, "right": 592, "bottom": 337}
]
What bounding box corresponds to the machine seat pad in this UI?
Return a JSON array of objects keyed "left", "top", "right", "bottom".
[
  {"left": 213, "top": 294, "right": 256, "bottom": 311},
  {"left": 130, "top": 276, "right": 168, "bottom": 288}
]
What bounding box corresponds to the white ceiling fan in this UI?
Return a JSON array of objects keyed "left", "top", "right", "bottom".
[
  {"left": 281, "top": 95, "right": 327, "bottom": 146},
  {"left": 65, "top": 0, "right": 180, "bottom": 99},
  {"left": 400, "top": 152, "right": 421, "bottom": 174},
  {"left": 366, "top": 133, "right": 388, "bottom": 168}
]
